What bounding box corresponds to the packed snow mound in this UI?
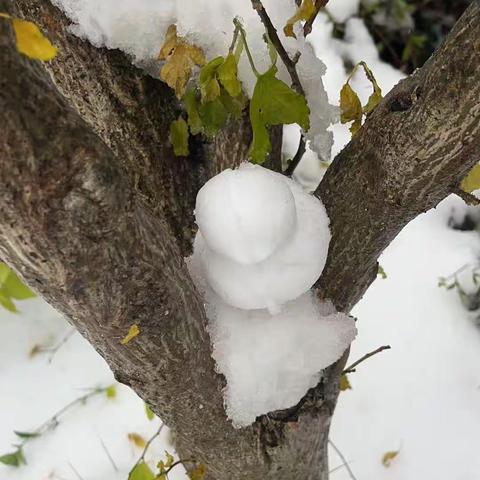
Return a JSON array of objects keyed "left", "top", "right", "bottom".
[
  {"left": 195, "top": 163, "right": 331, "bottom": 313},
  {"left": 187, "top": 163, "right": 356, "bottom": 427},
  {"left": 208, "top": 292, "right": 356, "bottom": 427},
  {"left": 51, "top": 0, "right": 337, "bottom": 159}
]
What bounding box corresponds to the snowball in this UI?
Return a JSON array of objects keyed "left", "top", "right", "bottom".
[
  {"left": 195, "top": 164, "right": 297, "bottom": 265},
  {"left": 195, "top": 163, "right": 331, "bottom": 313}
]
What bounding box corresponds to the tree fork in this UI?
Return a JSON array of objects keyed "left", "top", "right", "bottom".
[{"left": 0, "top": 1, "right": 479, "bottom": 479}]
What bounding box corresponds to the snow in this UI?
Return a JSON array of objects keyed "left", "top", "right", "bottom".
[
  {"left": 330, "top": 195, "right": 480, "bottom": 479},
  {"left": 2, "top": 0, "right": 480, "bottom": 478},
  {"left": 195, "top": 163, "right": 297, "bottom": 265},
  {"left": 189, "top": 162, "right": 355, "bottom": 426},
  {"left": 52, "top": 0, "right": 337, "bottom": 159},
  {"left": 193, "top": 163, "right": 332, "bottom": 312}
]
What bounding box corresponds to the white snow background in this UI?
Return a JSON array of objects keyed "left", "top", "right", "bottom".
[{"left": 2, "top": 0, "right": 480, "bottom": 479}]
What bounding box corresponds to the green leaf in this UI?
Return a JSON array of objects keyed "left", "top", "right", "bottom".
[
  {"left": 199, "top": 56, "right": 224, "bottom": 103},
  {"left": 164, "top": 451, "right": 175, "bottom": 468},
  {"left": 0, "top": 263, "right": 11, "bottom": 283},
  {"left": 183, "top": 89, "right": 203, "bottom": 135},
  {"left": 2, "top": 269, "right": 36, "bottom": 300},
  {"left": 129, "top": 461, "right": 155, "bottom": 480},
  {"left": 219, "top": 89, "right": 244, "bottom": 120},
  {"left": 340, "top": 82, "right": 362, "bottom": 136},
  {"left": 14, "top": 430, "right": 40, "bottom": 439},
  {"left": 461, "top": 164, "right": 480, "bottom": 193},
  {"left": 105, "top": 385, "right": 117, "bottom": 399},
  {"left": 249, "top": 67, "right": 310, "bottom": 163},
  {"left": 0, "top": 449, "right": 26, "bottom": 467},
  {"left": 199, "top": 98, "right": 228, "bottom": 138},
  {"left": 144, "top": 403, "right": 155, "bottom": 421},
  {"left": 217, "top": 54, "right": 242, "bottom": 97},
  {"left": 169, "top": 117, "right": 189, "bottom": 157},
  {"left": 0, "top": 292, "right": 17, "bottom": 313},
  {"left": 377, "top": 265, "right": 387, "bottom": 279}
]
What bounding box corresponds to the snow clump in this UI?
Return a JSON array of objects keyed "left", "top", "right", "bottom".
[
  {"left": 51, "top": 0, "right": 337, "bottom": 159},
  {"left": 187, "top": 163, "right": 356, "bottom": 427}
]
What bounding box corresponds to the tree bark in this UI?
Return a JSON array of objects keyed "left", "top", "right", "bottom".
[{"left": 0, "top": 1, "right": 479, "bottom": 479}]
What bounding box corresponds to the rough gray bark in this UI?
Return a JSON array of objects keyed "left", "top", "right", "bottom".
[{"left": 0, "top": 0, "right": 479, "bottom": 479}]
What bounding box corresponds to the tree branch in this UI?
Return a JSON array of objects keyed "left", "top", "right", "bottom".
[{"left": 316, "top": 1, "right": 480, "bottom": 312}]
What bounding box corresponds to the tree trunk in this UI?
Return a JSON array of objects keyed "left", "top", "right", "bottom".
[{"left": 0, "top": 1, "right": 479, "bottom": 478}]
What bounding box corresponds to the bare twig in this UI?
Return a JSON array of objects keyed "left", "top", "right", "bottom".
[
  {"left": 303, "top": 0, "right": 330, "bottom": 37},
  {"left": 453, "top": 187, "right": 480, "bottom": 206},
  {"left": 130, "top": 423, "right": 164, "bottom": 472},
  {"left": 251, "top": 0, "right": 305, "bottom": 95},
  {"left": 68, "top": 462, "right": 86, "bottom": 480},
  {"left": 99, "top": 437, "right": 119, "bottom": 472},
  {"left": 343, "top": 345, "right": 391, "bottom": 374},
  {"left": 328, "top": 440, "right": 357, "bottom": 480},
  {"left": 47, "top": 329, "right": 76, "bottom": 363},
  {"left": 285, "top": 137, "right": 307, "bottom": 176}
]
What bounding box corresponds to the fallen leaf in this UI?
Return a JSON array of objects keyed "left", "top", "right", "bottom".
[
  {"left": 121, "top": 324, "right": 140, "bottom": 345},
  {"left": 128, "top": 432, "right": 147, "bottom": 449},
  {"left": 382, "top": 450, "right": 399, "bottom": 467}
]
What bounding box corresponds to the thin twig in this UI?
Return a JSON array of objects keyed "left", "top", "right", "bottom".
[
  {"left": 68, "top": 462, "right": 86, "bottom": 480},
  {"left": 130, "top": 423, "right": 164, "bottom": 472},
  {"left": 453, "top": 187, "right": 480, "bottom": 206},
  {"left": 343, "top": 345, "right": 391, "bottom": 374},
  {"left": 251, "top": 0, "right": 305, "bottom": 95},
  {"left": 285, "top": 137, "right": 307, "bottom": 176},
  {"left": 303, "top": 0, "right": 330, "bottom": 37},
  {"left": 328, "top": 440, "right": 357, "bottom": 480},
  {"left": 250, "top": 0, "right": 309, "bottom": 176},
  {"left": 47, "top": 329, "right": 76, "bottom": 363},
  {"left": 99, "top": 437, "right": 119, "bottom": 472}
]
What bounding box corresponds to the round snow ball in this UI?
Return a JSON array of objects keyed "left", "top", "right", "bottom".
[
  {"left": 195, "top": 163, "right": 297, "bottom": 264},
  {"left": 195, "top": 176, "right": 331, "bottom": 311}
]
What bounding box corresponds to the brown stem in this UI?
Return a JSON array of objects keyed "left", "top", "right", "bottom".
[{"left": 343, "top": 345, "right": 391, "bottom": 374}]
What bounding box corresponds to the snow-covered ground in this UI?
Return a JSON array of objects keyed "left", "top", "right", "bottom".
[{"left": 2, "top": 0, "right": 479, "bottom": 479}]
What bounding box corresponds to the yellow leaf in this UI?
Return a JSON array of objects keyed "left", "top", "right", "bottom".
[
  {"left": 121, "top": 324, "right": 140, "bottom": 345},
  {"left": 159, "top": 24, "right": 205, "bottom": 98},
  {"left": 13, "top": 18, "right": 57, "bottom": 61},
  {"left": 188, "top": 464, "right": 206, "bottom": 480},
  {"left": 382, "top": 450, "right": 399, "bottom": 467},
  {"left": 29, "top": 344, "right": 41, "bottom": 358},
  {"left": 127, "top": 432, "right": 147, "bottom": 449},
  {"left": 283, "top": 0, "right": 316, "bottom": 38},
  {"left": 340, "top": 82, "right": 362, "bottom": 136},
  {"left": 339, "top": 374, "right": 352, "bottom": 391},
  {"left": 461, "top": 164, "right": 480, "bottom": 193}
]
